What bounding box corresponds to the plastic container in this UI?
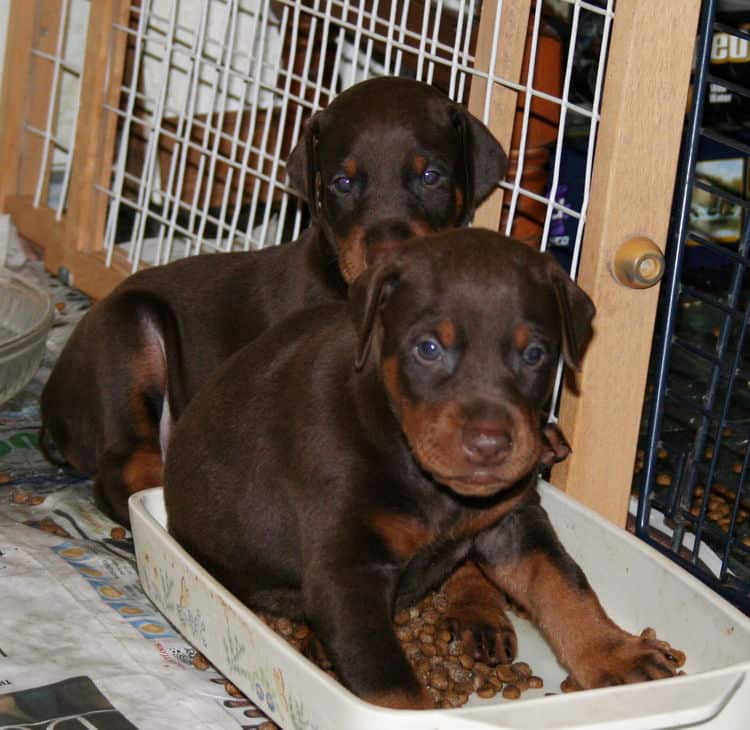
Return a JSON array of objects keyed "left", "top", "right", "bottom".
[
  {"left": 130, "top": 483, "right": 750, "bottom": 730},
  {"left": 0, "top": 272, "right": 53, "bottom": 405}
]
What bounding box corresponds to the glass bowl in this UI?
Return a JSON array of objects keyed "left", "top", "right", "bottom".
[{"left": 0, "top": 272, "right": 54, "bottom": 406}]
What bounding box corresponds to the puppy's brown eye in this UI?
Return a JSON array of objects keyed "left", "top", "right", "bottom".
[
  {"left": 422, "top": 169, "right": 441, "bottom": 186},
  {"left": 522, "top": 344, "right": 545, "bottom": 365},
  {"left": 333, "top": 176, "right": 353, "bottom": 193}
]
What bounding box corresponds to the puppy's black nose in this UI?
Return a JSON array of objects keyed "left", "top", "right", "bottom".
[{"left": 462, "top": 422, "right": 512, "bottom": 464}]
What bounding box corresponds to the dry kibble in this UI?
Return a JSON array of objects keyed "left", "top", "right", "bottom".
[
  {"left": 396, "top": 626, "right": 412, "bottom": 642},
  {"left": 421, "top": 643, "right": 437, "bottom": 658},
  {"left": 445, "top": 690, "right": 465, "bottom": 707},
  {"left": 394, "top": 610, "right": 410, "bottom": 626},
  {"left": 477, "top": 686, "right": 497, "bottom": 699},
  {"left": 110, "top": 526, "right": 126, "bottom": 540},
  {"left": 459, "top": 654, "right": 475, "bottom": 670},
  {"left": 528, "top": 675, "right": 544, "bottom": 689},
  {"left": 561, "top": 675, "right": 582, "bottom": 693},
  {"left": 422, "top": 609, "right": 439, "bottom": 625},
  {"left": 276, "top": 617, "right": 293, "bottom": 636},
  {"left": 427, "top": 687, "right": 442, "bottom": 705},
  {"left": 502, "top": 684, "right": 521, "bottom": 699},
  {"left": 473, "top": 662, "right": 491, "bottom": 677},
  {"left": 403, "top": 642, "right": 422, "bottom": 661},
  {"left": 656, "top": 473, "right": 672, "bottom": 486},
  {"left": 448, "top": 665, "right": 472, "bottom": 684},
  {"left": 496, "top": 665, "right": 517, "bottom": 683},
  {"left": 742, "top": 536, "right": 750, "bottom": 547},
  {"left": 224, "top": 680, "right": 244, "bottom": 698},
  {"left": 430, "top": 668, "right": 449, "bottom": 690},
  {"left": 511, "top": 661, "right": 532, "bottom": 678},
  {"left": 704, "top": 446, "right": 713, "bottom": 460},
  {"left": 447, "top": 640, "right": 463, "bottom": 656},
  {"left": 258, "top": 722, "right": 280, "bottom": 730},
  {"left": 487, "top": 674, "right": 504, "bottom": 689},
  {"left": 192, "top": 652, "right": 210, "bottom": 670},
  {"left": 12, "top": 491, "right": 29, "bottom": 504},
  {"left": 733, "top": 462, "right": 743, "bottom": 474}
]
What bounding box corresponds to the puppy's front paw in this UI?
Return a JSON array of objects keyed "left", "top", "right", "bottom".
[
  {"left": 572, "top": 629, "right": 685, "bottom": 688},
  {"left": 445, "top": 612, "right": 517, "bottom": 666}
]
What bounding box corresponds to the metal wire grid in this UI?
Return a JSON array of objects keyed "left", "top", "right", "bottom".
[
  {"left": 81, "top": 0, "right": 613, "bottom": 274},
  {"left": 24, "top": 0, "right": 91, "bottom": 219},
  {"left": 638, "top": 0, "right": 750, "bottom": 613}
]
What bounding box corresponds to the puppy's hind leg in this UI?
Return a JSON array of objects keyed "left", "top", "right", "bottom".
[{"left": 95, "top": 294, "right": 174, "bottom": 525}]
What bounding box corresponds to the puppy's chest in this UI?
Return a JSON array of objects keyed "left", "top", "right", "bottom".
[{"left": 370, "top": 493, "right": 525, "bottom": 564}]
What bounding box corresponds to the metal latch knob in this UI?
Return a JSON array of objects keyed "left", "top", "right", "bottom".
[{"left": 612, "top": 237, "right": 665, "bottom": 289}]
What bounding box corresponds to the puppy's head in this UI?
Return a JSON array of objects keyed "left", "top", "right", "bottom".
[
  {"left": 350, "top": 229, "right": 595, "bottom": 498},
  {"left": 287, "top": 77, "right": 507, "bottom": 284}
]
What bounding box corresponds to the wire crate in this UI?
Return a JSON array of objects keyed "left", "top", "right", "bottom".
[{"left": 638, "top": 0, "right": 750, "bottom": 613}]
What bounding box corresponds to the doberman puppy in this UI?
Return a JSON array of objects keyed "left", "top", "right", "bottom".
[
  {"left": 40, "top": 76, "right": 509, "bottom": 527},
  {"left": 164, "top": 229, "right": 682, "bottom": 710}
]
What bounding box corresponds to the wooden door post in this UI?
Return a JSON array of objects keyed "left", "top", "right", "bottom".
[{"left": 552, "top": 0, "right": 702, "bottom": 526}]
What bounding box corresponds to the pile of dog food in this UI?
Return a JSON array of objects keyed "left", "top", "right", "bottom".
[{"left": 256, "top": 590, "right": 545, "bottom": 709}]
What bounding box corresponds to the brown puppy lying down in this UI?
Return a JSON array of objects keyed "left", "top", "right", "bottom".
[
  {"left": 164, "top": 229, "right": 682, "bottom": 709},
  {"left": 40, "top": 76, "right": 508, "bottom": 527}
]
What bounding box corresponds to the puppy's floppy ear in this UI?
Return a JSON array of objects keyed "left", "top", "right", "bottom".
[
  {"left": 349, "top": 261, "right": 400, "bottom": 370},
  {"left": 451, "top": 106, "right": 508, "bottom": 225},
  {"left": 286, "top": 112, "right": 322, "bottom": 216},
  {"left": 546, "top": 256, "right": 596, "bottom": 370}
]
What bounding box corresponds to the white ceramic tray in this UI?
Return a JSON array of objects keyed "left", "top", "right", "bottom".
[{"left": 130, "top": 483, "right": 750, "bottom": 730}]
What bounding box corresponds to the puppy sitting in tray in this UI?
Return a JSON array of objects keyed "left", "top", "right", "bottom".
[{"left": 164, "top": 229, "right": 682, "bottom": 709}]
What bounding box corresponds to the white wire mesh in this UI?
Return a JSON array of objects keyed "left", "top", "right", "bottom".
[
  {"left": 90, "top": 0, "right": 613, "bottom": 272},
  {"left": 20, "top": 0, "right": 615, "bottom": 471},
  {"left": 25, "top": 0, "right": 91, "bottom": 219}
]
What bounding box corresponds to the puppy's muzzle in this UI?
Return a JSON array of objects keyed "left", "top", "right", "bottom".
[{"left": 365, "top": 220, "right": 431, "bottom": 264}]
